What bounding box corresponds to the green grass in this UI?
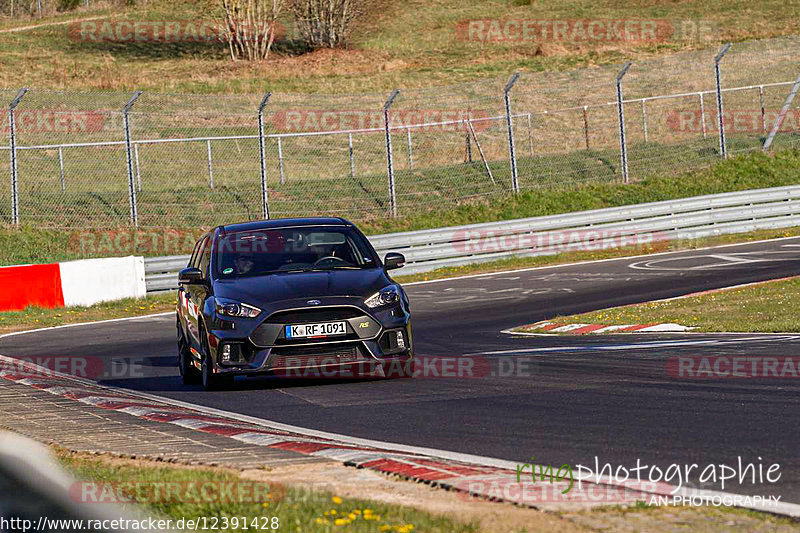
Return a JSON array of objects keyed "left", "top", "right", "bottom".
[
  {"left": 0, "top": 292, "right": 175, "bottom": 333},
  {"left": 521, "top": 276, "right": 800, "bottom": 333},
  {"left": 57, "top": 452, "right": 478, "bottom": 533},
  {"left": 1, "top": 0, "right": 799, "bottom": 93},
  {"left": 1, "top": 147, "right": 799, "bottom": 263}
]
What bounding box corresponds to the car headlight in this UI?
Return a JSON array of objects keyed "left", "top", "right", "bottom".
[
  {"left": 215, "top": 298, "right": 261, "bottom": 318},
  {"left": 365, "top": 285, "right": 400, "bottom": 308}
]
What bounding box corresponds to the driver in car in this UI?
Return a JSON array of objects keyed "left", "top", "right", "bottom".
[{"left": 234, "top": 254, "right": 256, "bottom": 275}]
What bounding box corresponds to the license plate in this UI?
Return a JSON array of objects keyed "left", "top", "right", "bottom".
[{"left": 285, "top": 321, "right": 347, "bottom": 339}]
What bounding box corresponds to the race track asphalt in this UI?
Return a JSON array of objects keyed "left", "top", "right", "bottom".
[{"left": 2, "top": 237, "right": 800, "bottom": 502}]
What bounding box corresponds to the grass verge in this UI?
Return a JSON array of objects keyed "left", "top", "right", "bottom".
[
  {"left": 56, "top": 450, "right": 477, "bottom": 532},
  {"left": 1, "top": 0, "right": 798, "bottom": 93},
  {"left": 517, "top": 276, "right": 800, "bottom": 334},
  {"left": 53, "top": 449, "right": 800, "bottom": 533}
]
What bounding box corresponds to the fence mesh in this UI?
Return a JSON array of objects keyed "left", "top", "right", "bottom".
[{"left": 2, "top": 35, "right": 799, "bottom": 229}]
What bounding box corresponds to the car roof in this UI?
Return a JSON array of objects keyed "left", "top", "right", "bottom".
[{"left": 218, "top": 217, "right": 352, "bottom": 234}]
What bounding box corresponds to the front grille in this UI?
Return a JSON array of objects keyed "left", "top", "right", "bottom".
[
  {"left": 264, "top": 307, "right": 364, "bottom": 324},
  {"left": 270, "top": 343, "right": 366, "bottom": 368},
  {"left": 251, "top": 306, "right": 371, "bottom": 347}
]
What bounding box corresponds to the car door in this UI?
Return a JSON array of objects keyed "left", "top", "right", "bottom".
[
  {"left": 183, "top": 235, "right": 210, "bottom": 352},
  {"left": 178, "top": 236, "right": 205, "bottom": 342}
]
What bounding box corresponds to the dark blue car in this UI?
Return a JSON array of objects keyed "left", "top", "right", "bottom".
[{"left": 176, "top": 217, "right": 412, "bottom": 390}]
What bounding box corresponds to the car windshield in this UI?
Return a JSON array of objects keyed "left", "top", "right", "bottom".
[{"left": 213, "top": 226, "right": 377, "bottom": 278}]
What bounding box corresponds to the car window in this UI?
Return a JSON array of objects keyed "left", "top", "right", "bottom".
[
  {"left": 198, "top": 237, "right": 212, "bottom": 277},
  {"left": 214, "top": 226, "right": 377, "bottom": 278},
  {"left": 188, "top": 237, "right": 205, "bottom": 268}
]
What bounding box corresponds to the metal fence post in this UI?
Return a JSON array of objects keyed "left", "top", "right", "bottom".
[
  {"left": 206, "top": 139, "right": 214, "bottom": 189},
  {"left": 763, "top": 74, "right": 800, "bottom": 151},
  {"left": 277, "top": 137, "right": 285, "bottom": 185},
  {"left": 582, "top": 106, "right": 590, "bottom": 150},
  {"left": 641, "top": 99, "right": 649, "bottom": 143},
  {"left": 58, "top": 147, "right": 65, "bottom": 192},
  {"left": 257, "top": 92, "right": 272, "bottom": 220},
  {"left": 123, "top": 91, "right": 142, "bottom": 228},
  {"left": 758, "top": 86, "right": 766, "bottom": 133},
  {"left": 714, "top": 43, "right": 731, "bottom": 158},
  {"left": 504, "top": 72, "right": 520, "bottom": 193},
  {"left": 526, "top": 113, "right": 533, "bottom": 157},
  {"left": 383, "top": 89, "right": 400, "bottom": 218},
  {"left": 616, "top": 62, "right": 632, "bottom": 184},
  {"left": 8, "top": 88, "right": 28, "bottom": 226},
  {"left": 348, "top": 133, "right": 355, "bottom": 178},
  {"left": 134, "top": 143, "right": 141, "bottom": 192},
  {"left": 465, "top": 124, "right": 472, "bottom": 163},
  {"left": 699, "top": 92, "right": 707, "bottom": 139},
  {"left": 406, "top": 128, "right": 414, "bottom": 170}
]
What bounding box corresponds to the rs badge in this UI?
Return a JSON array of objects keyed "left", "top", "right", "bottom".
[{"left": 359, "top": 321, "right": 370, "bottom": 329}]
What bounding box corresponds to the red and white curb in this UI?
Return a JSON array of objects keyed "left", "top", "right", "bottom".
[
  {"left": 1, "top": 355, "right": 797, "bottom": 517},
  {"left": 518, "top": 321, "right": 693, "bottom": 335},
  {"left": 0, "top": 256, "right": 145, "bottom": 312}
]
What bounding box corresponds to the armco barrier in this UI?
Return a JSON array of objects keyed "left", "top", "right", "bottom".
[{"left": 144, "top": 185, "right": 800, "bottom": 292}]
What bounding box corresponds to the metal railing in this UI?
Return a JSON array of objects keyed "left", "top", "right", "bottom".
[{"left": 144, "top": 184, "right": 800, "bottom": 291}]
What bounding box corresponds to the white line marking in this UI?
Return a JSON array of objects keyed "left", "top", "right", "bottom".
[
  {"left": 471, "top": 335, "right": 800, "bottom": 356},
  {"left": 629, "top": 251, "right": 800, "bottom": 271},
  {"left": 0, "top": 311, "right": 175, "bottom": 340},
  {"left": 403, "top": 235, "right": 800, "bottom": 286}
]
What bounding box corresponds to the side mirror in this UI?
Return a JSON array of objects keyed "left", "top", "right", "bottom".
[
  {"left": 178, "top": 267, "right": 204, "bottom": 284},
  {"left": 383, "top": 252, "right": 406, "bottom": 271}
]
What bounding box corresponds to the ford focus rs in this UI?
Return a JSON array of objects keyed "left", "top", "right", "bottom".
[{"left": 176, "top": 217, "right": 413, "bottom": 390}]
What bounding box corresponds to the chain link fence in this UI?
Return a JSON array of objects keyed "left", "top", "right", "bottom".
[{"left": 2, "top": 36, "right": 800, "bottom": 229}]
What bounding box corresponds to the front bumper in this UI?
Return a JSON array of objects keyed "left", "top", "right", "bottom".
[{"left": 206, "top": 298, "right": 412, "bottom": 377}]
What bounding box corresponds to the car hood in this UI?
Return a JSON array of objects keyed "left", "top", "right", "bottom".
[{"left": 212, "top": 268, "right": 391, "bottom": 308}]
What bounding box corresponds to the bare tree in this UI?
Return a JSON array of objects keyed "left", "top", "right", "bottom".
[
  {"left": 289, "top": 0, "right": 362, "bottom": 48},
  {"left": 220, "top": 0, "right": 285, "bottom": 61}
]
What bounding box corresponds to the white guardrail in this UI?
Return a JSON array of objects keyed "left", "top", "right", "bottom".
[{"left": 145, "top": 184, "right": 800, "bottom": 291}]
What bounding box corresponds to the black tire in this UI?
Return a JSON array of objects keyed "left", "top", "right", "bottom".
[{"left": 177, "top": 324, "right": 200, "bottom": 385}]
